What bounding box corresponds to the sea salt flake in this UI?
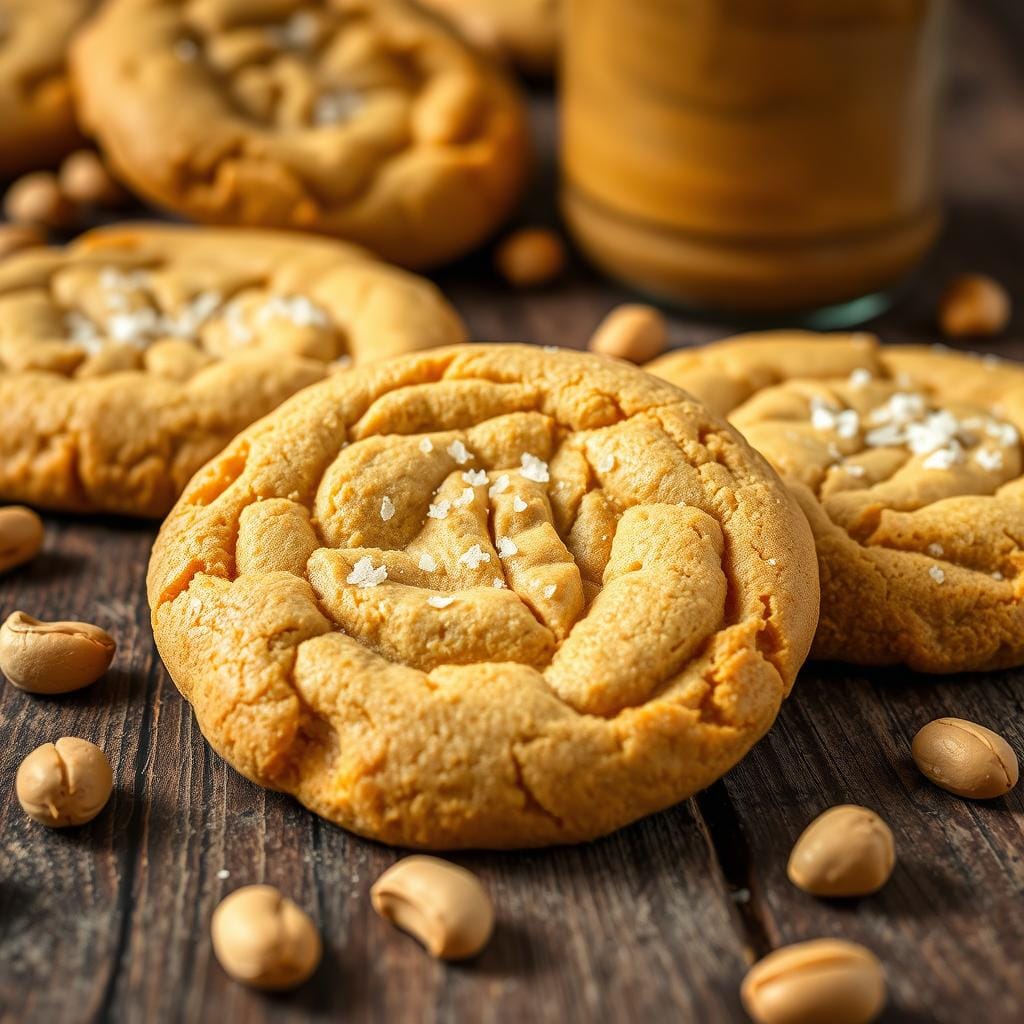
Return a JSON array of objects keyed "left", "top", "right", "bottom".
[
  {"left": 426, "top": 595, "right": 455, "bottom": 609},
  {"left": 922, "top": 445, "right": 962, "bottom": 471},
  {"left": 452, "top": 487, "right": 475, "bottom": 509},
  {"left": 216, "top": 869, "right": 230, "bottom": 880},
  {"left": 520, "top": 452, "right": 549, "bottom": 482},
  {"left": 459, "top": 544, "right": 490, "bottom": 569},
  {"left": 493, "top": 578, "right": 506, "bottom": 588},
  {"left": 462, "top": 469, "right": 488, "bottom": 486},
  {"left": 347, "top": 556, "right": 387, "bottom": 588},
  {"left": 419, "top": 437, "right": 434, "bottom": 454},
  {"left": 766, "top": 558, "right": 777, "bottom": 566},
  {"left": 447, "top": 439, "right": 472, "bottom": 465},
  {"left": 380, "top": 496, "right": 395, "bottom": 521},
  {"left": 418, "top": 553, "right": 438, "bottom": 572},
  {"left": 848, "top": 368, "right": 872, "bottom": 389},
  {"left": 597, "top": 453, "right": 616, "bottom": 472},
  {"left": 513, "top": 496, "right": 528, "bottom": 512},
  {"left": 845, "top": 463, "right": 866, "bottom": 478},
  {"left": 974, "top": 447, "right": 1005, "bottom": 471},
  {"left": 257, "top": 294, "right": 328, "bottom": 328},
  {"left": 928, "top": 565, "right": 945, "bottom": 584},
  {"left": 542, "top": 584, "right": 557, "bottom": 599},
  {"left": 496, "top": 537, "right": 518, "bottom": 558},
  {"left": 992, "top": 570, "right": 1005, "bottom": 581},
  {"left": 927, "top": 543, "right": 944, "bottom": 557},
  {"left": 427, "top": 499, "right": 451, "bottom": 520},
  {"left": 488, "top": 474, "right": 510, "bottom": 497}
]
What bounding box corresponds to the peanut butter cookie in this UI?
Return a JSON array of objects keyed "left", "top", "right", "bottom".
[
  {"left": 420, "top": 0, "right": 559, "bottom": 75},
  {"left": 71, "top": 0, "right": 530, "bottom": 268},
  {"left": 0, "top": 1, "right": 93, "bottom": 177},
  {"left": 0, "top": 223, "right": 465, "bottom": 516},
  {"left": 147, "top": 344, "right": 818, "bottom": 848},
  {"left": 648, "top": 333, "right": 1024, "bottom": 673}
]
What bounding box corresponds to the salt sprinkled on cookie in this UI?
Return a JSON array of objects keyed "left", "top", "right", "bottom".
[
  {"left": 447, "top": 440, "right": 472, "bottom": 465},
  {"left": 597, "top": 454, "right": 616, "bottom": 472},
  {"left": 462, "top": 469, "right": 488, "bottom": 485},
  {"left": 519, "top": 453, "right": 549, "bottom": 482},
  {"left": 929, "top": 566, "right": 945, "bottom": 584},
  {"left": 347, "top": 557, "right": 388, "bottom": 588},
  {"left": 459, "top": 545, "right": 490, "bottom": 569},
  {"left": 419, "top": 438, "right": 434, "bottom": 454},
  {"left": 418, "top": 553, "right": 439, "bottom": 572},
  {"left": 452, "top": 488, "right": 475, "bottom": 509},
  {"left": 488, "top": 474, "right": 510, "bottom": 497},
  {"left": 428, "top": 500, "right": 451, "bottom": 520},
  {"left": 426, "top": 596, "right": 455, "bottom": 609},
  {"left": 496, "top": 538, "right": 518, "bottom": 558},
  {"left": 513, "top": 496, "right": 528, "bottom": 512},
  {"left": 380, "top": 496, "right": 396, "bottom": 521}
]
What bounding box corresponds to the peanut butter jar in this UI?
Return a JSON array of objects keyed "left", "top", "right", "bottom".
[{"left": 561, "top": 0, "right": 950, "bottom": 320}]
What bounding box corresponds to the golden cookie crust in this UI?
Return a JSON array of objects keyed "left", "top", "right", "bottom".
[
  {"left": 147, "top": 344, "right": 818, "bottom": 848},
  {"left": 70, "top": 0, "right": 530, "bottom": 269},
  {"left": 419, "top": 0, "right": 558, "bottom": 75},
  {"left": 0, "top": 0, "right": 93, "bottom": 177},
  {"left": 0, "top": 223, "right": 466, "bottom": 516},
  {"left": 648, "top": 332, "right": 1024, "bottom": 673}
]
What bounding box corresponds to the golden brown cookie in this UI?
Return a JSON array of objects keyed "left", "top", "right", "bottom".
[
  {"left": 0, "top": 1, "right": 93, "bottom": 177},
  {"left": 419, "top": 0, "right": 559, "bottom": 75},
  {"left": 0, "top": 223, "right": 465, "bottom": 516},
  {"left": 147, "top": 344, "right": 818, "bottom": 848},
  {"left": 70, "top": 0, "right": 530, "bottom": 268},
  {"left": 648, "top": 332, "right": 1024, "bottom": 673}
]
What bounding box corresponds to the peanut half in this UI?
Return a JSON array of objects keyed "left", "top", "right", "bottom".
[
  {"left": 0, "top": 506, "right": 44, "bottom": 573},
  {"left": 211, "top": 885, "right": 322, "bottom": 990},
  {"left": 371, "top": 855, "right": 494, "bottom": 959},
  {"left": 0, "top": 612, "right": 116, "bottom": 694},
  {"left": 787, "top": 805, "right": 895, "bottom": 897},
  {"left": 912, "top": 717, "right": 1018, "bottom": 799},
  {"left": 588, "top": 303, "right": 668, "bottom": 363},
  {"left": 16, "top": 737, "right": 114, "bottom": 827},
  {"left": 741, "top": 939, "right": 886, "bottom": 1024},
  {"left": 495, "top": 227, "right": 566, "bottom": 287}
]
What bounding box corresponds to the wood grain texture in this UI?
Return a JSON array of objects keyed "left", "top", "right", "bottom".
[{"left": 2, "top": 3, "right": 1023, "bottom": 1021}]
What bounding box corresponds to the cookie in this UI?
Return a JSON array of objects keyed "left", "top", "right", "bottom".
[
  {"left": 419, "top": 0, "right": 558, "bottom": 75},
  {"left": 0, "top": 223, "right": 466, "bottom": 516},
  {"left": 147, "top": 344, "right": 818, "bottom": 848},
  {"left": 0, "top": 0, "right": 93, "bottom": 177},
  {"left": 648, "top": 333, "right": 1024, "bottom": 673},
  {"left": 70, "top": 0, "right": 530, "bottom": 269}
]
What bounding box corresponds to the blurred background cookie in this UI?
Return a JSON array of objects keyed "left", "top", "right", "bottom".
[
  {"left": 70, "top": 0, "right": 531, "bottom": 268},
  {"left": 0, "top": 0, "right": 95, "bottom": 178},
  {"left": 0, "top": 222, "right": 466, "bottom": 515}
]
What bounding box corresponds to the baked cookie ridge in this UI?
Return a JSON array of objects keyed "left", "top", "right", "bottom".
[
  {"left": 648, "top": 332, "right": 1024, "bottom": 673},
  {"left": 148, "top": 344, "right": 818, "bottom": 848}
]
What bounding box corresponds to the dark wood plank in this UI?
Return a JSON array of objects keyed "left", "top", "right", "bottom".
[{"left": 2, "top": 2, "right": 1024, "bottom": 1022}]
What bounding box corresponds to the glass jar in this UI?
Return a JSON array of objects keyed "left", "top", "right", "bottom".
[{"left": 561, "top": 0, "right": 950, "bottom": 322}]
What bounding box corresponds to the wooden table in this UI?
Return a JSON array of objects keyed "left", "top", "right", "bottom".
[{"left": 2, "top": 4, "right": 1023, "bottom": 1021}]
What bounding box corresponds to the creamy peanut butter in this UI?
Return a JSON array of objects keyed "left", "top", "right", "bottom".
[{"left": 562, "top": 0, "right": 949, "bottom": 313}]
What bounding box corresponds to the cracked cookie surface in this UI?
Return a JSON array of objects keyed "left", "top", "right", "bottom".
[
  {"left": 648, "top": 332, "right": 1024, "bottom": 673},
  {"left": 0, "top": 222, "right": 465, "bottom": 516},
  {"left": 70, "top": 0, "right": 530, "bottom": 268},
  {"left": 148, "top": 344, "right": 818, "bottom": 848},
  {"left": 0, "top": 0, "right": 93, "bottom": 176}
]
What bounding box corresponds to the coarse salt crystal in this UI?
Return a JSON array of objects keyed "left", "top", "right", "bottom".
[
  {"left": 519, "top": 452, "right": 550, "bottom": 483},
  {"left": 974, "top": 447, "right": 1004, "bottom": 471},
  {"left": 380, "top": 496, "right": 395, "bottom": 521},
  {"left": 462, "top": 469, "right": 488, "bottom": 486},
  {"left": 928, "top": 565, "right": 945, "bottom": 584},
  {"left": 513, "top": 496, "right": 528, "bottom": 513},
  {"left": 452, "top": 487, "right": 475, "bottom": 509},
  {"left": 493, "top": 578, "right": 506, "bottom": 588},
  {"left": 426, "top": 595, "right": 455, "bottom": 609},
  {"left": 542, "top": 584, "right": 557, "bottom": 599},
  {"left": 496, "top": 537, "right": 518, "bottom": 558},
  {"left": 927, "top": 543, "right": 944, "bottom": 557},
  {"left": 418, "top": 553, "right": 438, "bottom": 572},
  {"left": 419, "top": 437, "right": 434, "bottom": 454},
  {"left": 459, "top": 544, "right": 490, "bottom": 569},
  {"left": 597, "top": 453, "right": 615, "bottom": 472},
  {"left": 921, "top": 445, "right": 962, "bottom": 471},
  {"left": 488, "top": 474, "right": 510, "bottom": 497},
  {"left": 347, "top": 556, "right": 387, "bottom": 588},
  {"left": 447, "top": 440, "right": 472, "bottom": 465},
  {"left": 427, "top": 499, "right": 451, "bottom": 520},
  {"left": 848, "top": 368, "right": 872, "bottom": 389}
]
